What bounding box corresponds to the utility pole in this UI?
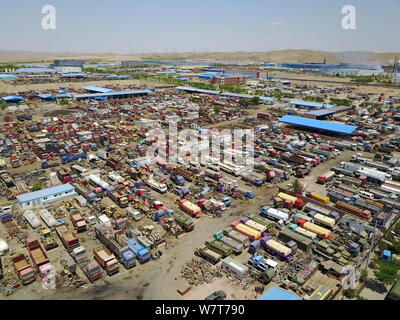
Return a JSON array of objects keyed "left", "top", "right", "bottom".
[{"left": 366, "top": 220, "right": 378, "bottom": 269}]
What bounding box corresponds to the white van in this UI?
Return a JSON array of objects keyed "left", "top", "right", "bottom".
[{"left": 359, "top": 191, "right": 374, "bottom": 200}]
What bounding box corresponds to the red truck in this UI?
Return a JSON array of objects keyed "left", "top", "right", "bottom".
[
  {"left": 70, "top": 212, "right": 87, "bottom": 233},
  {"left": 26, "top": 237, "right": 54, "bottom": 279},
  {"left": 106, "top": 158, "right": 121, "bottom": 170},
  {"left": 179, "top": 199, "right": 202, "bottom": 217},
  {"left": 174, "top": 167, "right": 194, "bottom": 182},
  {"left": 55, "top": 224, "right": 80, "bottom": 250},
  {"left": 109, "top": 192, "right": 129, "bottom": 208},
  {"left": 12, "top": 254, "right": 36, "bottom": 285},
  {"left": 335, "top": 201, "right": 371, "bottom": 220},
  {"left": 317, "top": 171, "right": 336, "bottom": 184}
]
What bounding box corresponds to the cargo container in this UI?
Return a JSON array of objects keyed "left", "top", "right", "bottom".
[
  {"left": 335, "top": 201, "right": 371, "bottom": 220},
  {"left": 93, "top": 245, "right": 119, "bottom": 276},
  {"left": 12, "top": 254, "right": 36, "bottom": 285}
]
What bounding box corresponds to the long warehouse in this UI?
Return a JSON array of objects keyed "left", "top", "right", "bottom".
[{"left": 279, "top": 115, "right": 357, "bottom": 136}]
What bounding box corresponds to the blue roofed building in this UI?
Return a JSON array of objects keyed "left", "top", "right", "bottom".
[
  {"left": 17, "top": 183, "right": 77, "bottom": 210},
  {"left": 83, "top": 86, "right": 114, "bottom": 93},
  {"left": 72, "top": 89, "right": 151, "bottom": 101},
  {"left": 279, "top": 115, "right": 357, "bottom": 135},
  {"left": 258, "top": 286, "right": 302, "bottom": 300},
  {"left": 290, "top": 100, "right": 336, "bottom": 110},
  {"left": 1, "top": 96, "right": 25, "bottom": 103}
]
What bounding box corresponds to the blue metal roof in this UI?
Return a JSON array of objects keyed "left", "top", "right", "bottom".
[
  {"left": 307, "top": 109, "right": 336, "bottom": 117},
  {"left": 17, "top": 183, "right": 75, "bottom": 203},
  {"left": 1, "top": 96, "right": 24, "bottom": 102},
  {"left": 17, "top": 68, "right": 55, "bottom": 73},
  {"left": 279, "top": 115, "right": 357, "bottom": 135},
  {"left": 60, "top": 73, "right": 86, "bottom": 77},
  {"left": 258, "top": 287, "right": 302, "bottom": 300},
  {"left": 290, "top": 100, "right": 335, "bottom": 109},
  {"left": 38, "top": 94, "right": 54, "bottom": 99},
  {"left": 73, "top": 89, "right": 151, "bottom": 99},
  {"left": 176, "top": 86, "right": 276, "bottom": 102},
  {"left": 0, "top": 74, "right": 17, "bottom": 79},
  {"left": 56, "top": 93, "right": 73, "bottom": 98},
  {"left": 83, "top": 86, "right": 114, "bottom": 93}
]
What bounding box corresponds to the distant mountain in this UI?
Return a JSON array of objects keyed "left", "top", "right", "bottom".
[{"left": 0, "top": 50, "right": 398, "bottom": 65}]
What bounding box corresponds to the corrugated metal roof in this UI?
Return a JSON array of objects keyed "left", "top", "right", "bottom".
[
  {"left": 17, "top": 183, "right": 75, "bottom": 203},
  {"left": 258, "top": 286, "right": 302, "bottom": 300},
  {"left": 0, "top": 74, "right": 17, "bottom": 79},
  {"left": 38, "top": 94, "right": 54, "bottom": 99},
  {"left": 1, "top": 96, "right": 24, "bottom": 102},
  {"left": 73, "top": 89, "right": 151, "bottom": 99},
  {"left": 279, "top": 115, "right": 357, "bottom": 134},
  {"left": 17, "top": 68, "right": 55, "bottom": 73},
  {"left": 290, "top": 100, "right": 335, "bottom": 109},
  {"left": 83, "top": 86, "right": 114, "bottom": 93},
  {"left": 176, "top": 86, "right": 276, "bottom": 102}
]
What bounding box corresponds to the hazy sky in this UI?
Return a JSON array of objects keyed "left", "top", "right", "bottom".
[{"left": 1, "top": 0, "right": 399, "bottom": 53}]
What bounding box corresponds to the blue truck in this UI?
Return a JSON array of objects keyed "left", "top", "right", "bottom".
[
  {"left": 125, "top": 239, "right": 151, "bottom": 264},
  {"left": 94, "top": 226, "right": 136, "bottom": 269},
  {"left": 171, "top": 175, "right": 185, "bottom": 186},
  {"left": 61, "top": 152, "right": 87, "bottom": 164}
]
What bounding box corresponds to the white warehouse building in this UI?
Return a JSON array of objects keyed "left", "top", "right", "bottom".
[{"left": 17, "top": 183, "right": 77, "bottom": 210}]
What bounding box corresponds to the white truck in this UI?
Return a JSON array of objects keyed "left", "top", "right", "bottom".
[
  {"left": 260, "top": 207, "right": 290, "bottom": 224},
  {"left": 146, "top": 178, "right": 168, "bottom": 194},
  {"left": 39, "top": 209, "right": 56, "bottom": 227},
  {"left": 218, "top": 162, "right": 243, "bottom": 176}
]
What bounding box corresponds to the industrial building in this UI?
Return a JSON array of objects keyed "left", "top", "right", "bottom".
[
  {"left": 72, "top": 89, "right": 151, "bottom": 101},
  {"left": 210, "top": 75, "right": 245, "bottom": 85},
  {"left": 17, "top": 183, "right": 77, "bottom": 210},
  {"left": 289, "top": 100, "right": 336, "bottom": 110},
  {"left": 53, "top": 59, "right": 85, "bottom": 68},
  {"left": 304, "top": 106, "right": 353, "bottom": 120},
  {"left": 279, "top": 115, "right": 357, "bottom": 135}
]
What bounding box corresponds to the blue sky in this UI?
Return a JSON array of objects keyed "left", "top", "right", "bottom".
[{"left": 1, "top": 0, "right": 399, "bottom": 53}]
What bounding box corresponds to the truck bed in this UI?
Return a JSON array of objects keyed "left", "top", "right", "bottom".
[
  {"left": 14, "top": 260, "right": 28, "bottom": 271},
  {"left": 96, "top": 249, "right": 112, "bottom": 261},
  {"left": 31, "top": 248, "right": 48, "bottom": 265}
]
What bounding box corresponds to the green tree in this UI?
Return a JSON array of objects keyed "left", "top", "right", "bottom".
[
  {"left": 251, "top": 96, "right": 260, "bottom": 105},
  {"left": 32, "top": 180, "right": 42, "bottom": 191},
  {"left": 291, "top": 179, "right": 303, "bottom": 194},
  {"left": 374, "top": 261, "right": 400, "bottom": 286},
  {"left": 198, "top": 108, "right": 207, "bottom": 117},
  {"left": 213, "top": 105, "right": 221, "bottom": 113},
  {"left": 59, "top": 98, "right": 69, "bottom": 105},
  {"left": 343, "top": 288, "right": 357, "bottom": 299}
]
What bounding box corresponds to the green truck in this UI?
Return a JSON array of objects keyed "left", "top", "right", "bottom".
[
  {"left": 205, "top": 240, "right": 233, "bottom": 257},
  {"left": 195, "top": 247, "right": 222, "bottom": 265},
  {"left": 173, "top": 212, "right": 194, "bottom": 232}
]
